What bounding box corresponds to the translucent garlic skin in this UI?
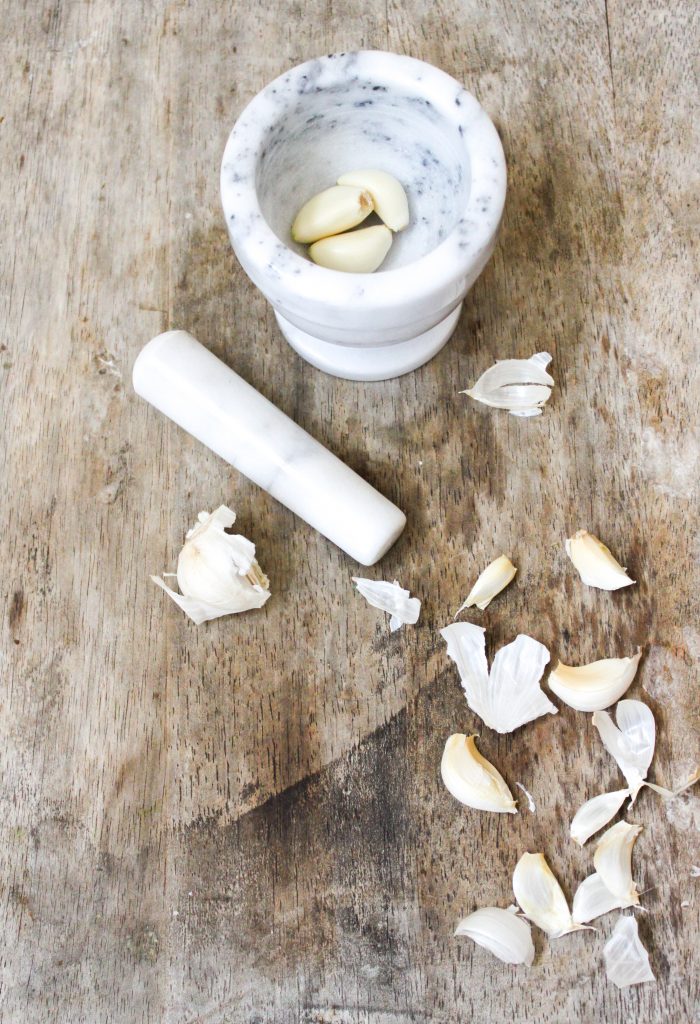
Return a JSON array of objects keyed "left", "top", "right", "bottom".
[
  {"left": 461, "top": 352, "right": 554, "bottom": 417},
  {"left": 603, "top": 916, "right": 655, "bottom": 988}
]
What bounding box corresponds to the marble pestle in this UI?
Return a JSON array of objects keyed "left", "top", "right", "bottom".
[{"left": 132, "top": 330, "right": 406, "bottom": 565}]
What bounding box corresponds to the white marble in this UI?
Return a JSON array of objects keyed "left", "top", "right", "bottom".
[
  {"left": 132, "top": 331, "right": 406, "bottom": 565},
  {"left": 221, "top": 51, "right": 506, "bottom": 380}
]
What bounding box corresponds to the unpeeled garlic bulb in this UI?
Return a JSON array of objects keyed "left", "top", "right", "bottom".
[
  {"left": 565, "top": 530, "right": 635, "bottom": 590},
  {"left": 603, "top": 916, "right": 655, "bottom": 988},
  {"left": 455, "top": 555, "right": 517, "bottom": 613},
  {"left": 512, "top": 852, "right": 585, "bottom": 937},
  {"left": 337, "top": 169, "right": 409, "bottom": 231},
  {"left": 454, "top": 907, "right": 534, "bottom": 965},
  {"left": 441, "top": 734, "right": 516, "bottom": 813},
  {"left": 151, "top": 506, "right": 270, "bottom": 625},
  {"left": 309, "top": 224, "right": 392, "bottom": 272},
  {"left": 291, "top": 184, "right": 373, "bottom": 243},
  {"left": 548, "top": 648, "right": 642, "bottom": 711}
]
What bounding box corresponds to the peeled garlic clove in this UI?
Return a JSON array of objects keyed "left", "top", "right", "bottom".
[
  {"left": 570, "top": 789, "right": 631, "bottom": 846},
  {"left": 352, "top": 577, "right": 420, "bottom": 631},
  {"left": 593, "top": 821, "right": 642, "bottom": 904},
  {"left": 441, "top": 623, "right": 556, "bottom": 734},
  {"left": 291, "top": 185, "right": 373, "bottom": 243},
  {"left": 454, "top": 907, "right": 535, "bottom": 965},
  {"left": 337, "top": 169, "right": 409, "bottom": 231},
  {"left": 592, "top": 700, "right": 655, "bottom": 797},
  {"left": 309, "top": 224, "right": 392, "bottom": 273},
  {"left": 152, "top": 506, "right": 270, "bottom": 625},
  {"left": 565, "top": 530, "right": 635, "bottom": 590},
  {"left": 461, "top": 352, "right": 554, "bottom": 417},
  {"left": 603, "top": 916, "right": 655, "bottom": 988},
  {"left": 456, "top": 555, "right": 517, "bottom": 613},
  {"left": 512, "top": 852, "right": 585, "bottom": 937},
  {"left": 572, "top": 872, "right": 638, "bottom": 924},
  {"left": 441, "top": 734, "right": 516, "bottom": 813},
  {"left": 548, "top": 648, "right": 642, "bottom": 712}
]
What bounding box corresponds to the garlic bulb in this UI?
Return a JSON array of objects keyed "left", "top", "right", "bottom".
[
  {"left": 572, "top": 872, "right": 638, "bottom": 924},
  {"left": 461, "top": 352, "right": 554, "bottom": 417},
  {"left": 512, "top": 852, "right": 584, "bottom": 937},
  {"left": 441, "top": 623, "right": 557, "bottom": 733},
  {"left": 337, "top": 169, "right": 409, "bottom": 231},
  {"left": 592, "top": 700, "right": 656, "bottom": 799},
  {"left": 548, "top": 649, "right": 642, "bottom": 712},
  {"left": 593, "top": 821, "right": 642, "bottom": 906},
  {"left": 565, "top": 530, "right": 635, "bottom": 590},
  {"left": 603, "top": 916, "right": 655, "bottom": 988},
  {"left": 440, "top": 734, "right": 517, "bottom": 813},
  {"left": 454, "top": 907, "right": 534, "bottom": 965},
  {"left": 151, "top": 506, "right": 270, "bottom": 625},
  {"left": 455, "top": 555, "right": 517, "bottom": 613},
  {"left": 352, "top": 577, "right": 420, "bottom": 631},
  {"left": 570, "top": 789, "right": 631, "bottom": 846}
]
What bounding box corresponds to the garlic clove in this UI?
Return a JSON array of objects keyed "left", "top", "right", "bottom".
[
  {"left": 603, "top": 916, "right": 655, "bottom": 988},
  {"left": 352, "top": 577, "right": 420, "bottom": 631},
  {"left": 548, "top": 648, "right": 642, "bottom": 712},
  {"left": 456, "top": 555, "right": 517, "bottom": 613},
  {"left": 593, "top": 821, "right": 642, "bottom": 905},
  {"left": 592, "top": 700, "right": 655, "bottom": 798},
  {"left": 565, "top": 530, "right": 635, "bottom": 590},
  {"left": 441, "top": 623, "right": 556, "bottom": 734},
  {"left": 291, "top": 185, "right": 373, "bottom": 243},
  {"left": 309, "top": 224, "right": 392, "bottom": 273},
  {"left": 570, "top": 789, "right": 631, "bottom": 846},
  {"left": 454, "top": 907, "right": 535, "bottom": 965},
  {"left": 572, "top": 872, "right": 638, "bottom": 924},
  {"left": 461, "top": 352, "right": 554, "bottom": 417},
  {"left": 440, "top": 734, "right": 517, "bottom": 813},
  {"left": 337, "top": 169, "right": 409, "bottom": 231},
  {"left": 512, "top": 852, "right": 585, "bottom": 937}
]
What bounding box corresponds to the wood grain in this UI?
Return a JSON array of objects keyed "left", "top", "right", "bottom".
[{"left": 1, "top": 1, "right": 697, "bottom": 1021}]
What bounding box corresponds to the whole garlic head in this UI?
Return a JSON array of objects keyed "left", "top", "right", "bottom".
[{"left": 152, "top": 505, "right": 270, "bottom": 625}]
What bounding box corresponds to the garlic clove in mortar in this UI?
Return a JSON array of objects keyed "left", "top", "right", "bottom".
[
  {"left": 456, "top": 554, "right": 517, "bottom": 613},
  {"left": 454, "top": 907, "right": 535, "bottom": 965},
  {"left": 291, "top": 184, "right": 373, "bottom": 243},
  {"left": 151, "top": 505, "right": 270, "bottom": 625},
  {"left": 548, "top": 649, "right": 642, "bottom": 712},
  {"left": 512, "top": 852, "right": 586, "bottom": 937},
  {"left": 441, "top": 734, "right": 517, "bottom": 813},
  {"left": 565, "top": 530, "right": 635, "bottom": 590},
  {"left": 337, "top": 169, "right": 409, "bottom": 231},
  {"left": 309, "top": 224, "right": 393, "bottom": 273}
]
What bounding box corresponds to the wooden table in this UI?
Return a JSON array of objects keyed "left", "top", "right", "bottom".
[{"left": 2, "top": 3, "right": 697, "bottom": 1021}]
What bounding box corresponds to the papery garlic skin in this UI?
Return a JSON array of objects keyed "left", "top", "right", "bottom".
[
  {"left": 565, "top": 530, "right": 635, "bottom": 590},
  {"left": 309, "top": 225, "right": 392, "bottom": 273},
  {"left": 461, "top": 352, "right": 554, "bottom": 417},
  {"left": 570, "top": 789, "right": 631, "bottom": 846},
  {"left": 548, "top": 649, "right": 642, "bottom": 712},
  {"left": 441, "top": 735, "right": 517, "bottom": 813},
  {"left": 337, "top": 169, "right": 409, "bottom": 231},
  {"left": 513, "top": 853, "right": 584, "bottom": 937},
  {"left": 291, "top": 185, "right": 373, "bottom": 243},
  {"left": 593, "top": 821, "right": 642, "bottom": 905},
  {"left": 454, "top": 907, "right": 535, "bottom": 965},
  {"left": 456, "top": 555, "right": 517, "bottom": 613},
  {"left": 352, "top": 577, "right": 420, "bottom": 631},
  {"left": 592, "top": 700, "right": 655, "bottom": 798},
  {"left": 603, "top": 916, "right": 655, "bottom": 988},
  {"left": 572, "top": 872, "right": 638, "bottom": 924},
  {"left": 152, "top": 506, "right": 270, "bottom": 625}
]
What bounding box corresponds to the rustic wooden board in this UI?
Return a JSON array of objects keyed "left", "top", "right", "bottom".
[{"left": 1, "top": 1, "right": 697, "bottom": 1021}]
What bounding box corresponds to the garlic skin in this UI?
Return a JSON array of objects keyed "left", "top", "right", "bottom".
[
  {"left": 291, "top": 184, "right": 373, "bottom": 243},
  {"left": 570, "top": 789, "right": 631, "bottom": 846},
  {"left": 151, "top": 506, "right": 270, "bottom": 625},
  {"left": 512, "top": 853, "right": 584, "bottom": 937},
  {"left": 352, "top": 577, "right": 420, "bottom": 631},
  {"left": 548, "top": 649, "right": 642, "bottom": 712},
  {"left": 337, "top": 169, "right": 409, "bottom": 231},
  {"left": 461, "top": 352, "right": 554, "bottom": 417},
  {"left": 593, "top": 821, "right": 642, "bottom": 906},
  {"left": 603, "top": 916, "right": 655, "bottom": 988},
  {"left": 456, "top": 555, "right": 517, "bottom": 613},
  {"left": 454, "top": 907, "right": 535, "bottom": 965},
  {"left": 565, "top": 530, "right": 635, "bottom": 590},
  {"left": 572, "top": 872, "right": 638, "bottom": 924},
  {"left": 309, "top": 224, "right": 392, "bottom": 273},
  {"left": 441, "top": 623, "right": 557, "bottom": 734},
  {"left": 441, "top": 734, "right": 517, "bottom": 813},
  {"left": 592, "top": 700, "right": 656, "bottom": 799}
]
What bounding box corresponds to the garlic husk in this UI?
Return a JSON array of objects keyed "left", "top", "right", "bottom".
[
  {"left": 592, "top": 700, "right": 655, "bottom": 798},
  {"left": 337, "top": 169, "right": 409, "bottom": 231},
  {"left": 512, "top": 852, "right": 585, "bottom": 937},
  {"left": 565, "top": 530, "right": 635, "bottom": 590},
  {"left": 456, "top": 555, "right": 517, "bottom": 613},
  {"left": 603, "top": 916, "right": 655, "bottom": 988},
  {"left": 291, "top": 184, "right": 373, "bottom": 243},
  {"left": 309, "top": 224, "right": 392, "bottom": 273},
  {"left": 570, "top": 789, "right": 631, "bottom": 846},
  {"left": 152, "top": 506, "right": 270, "bottom": 625},
  {"left": 352, "top": 577, "right": 420, "bottom": 631},
  {"left": 441, "top": 623, "right": 557, "bottom": 734},
  {"left": 441, "top": 734, "right": 517, "bottom": 813},
  {"left": 548, "top": 649, "right": 642, "bottom": 712},
  {"left": 572, "top": 872, "right": 638, "bottom": 924},
  {"left": 454, "top": 907, "right": 535, "bottom": 965},
  {"left": 461, "top": 352, "right": 554, "bottom": 417},
  {"left": 593, "top": 821, "right": 642, "bottom": 904}
]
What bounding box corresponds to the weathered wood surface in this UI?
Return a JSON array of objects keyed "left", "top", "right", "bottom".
[{"left": 1, "top": 2, "right": 698, "bottom": 1021}]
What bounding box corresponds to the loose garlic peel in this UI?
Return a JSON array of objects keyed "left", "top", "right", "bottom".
[
  {"left": 291, "top": 185, "right": 373, "bottom": 243},
  {"left": 441, "top": 623, "right": 557, "bottom": 734},
  {"left": 337, "top": 169, "right": 409, "bottom": 231},
  {"left": 151, "top": 506, "right": 270, "bottom": 625},
  {"left": 593, "top": 821, "right": 642, "bottom": 905},
  {"left": 592, "top": 700, "right": 655, "bottom": 798},
  {"left": 565, "top": 530, "right": 635, "bottom": 591},
  {"left": 512, "top": 853, "right": 586, "bottom": 937},
  {"left": 352, "top": 577, "right": 420, "bottom": 631},
  {"left": 441, "top": 734, "right": 516, "bottom": 813},
  {"left": 548, "top": 648, "right": 642, "bottom": 712},
  {"left": 454, "top": 907, "right": 535, "bottom": 966},
  {"left": 461, "top": 352, "right": 554, "bottom": 417},
  {"left": 310, "top": 225, "right": 392, "bottom": 273},
  {"left": 456, "top": 555, "right": 517, "bottom": 614},
  {"left": 603, "top": 916, "right": 655, "bottom": 988}
]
